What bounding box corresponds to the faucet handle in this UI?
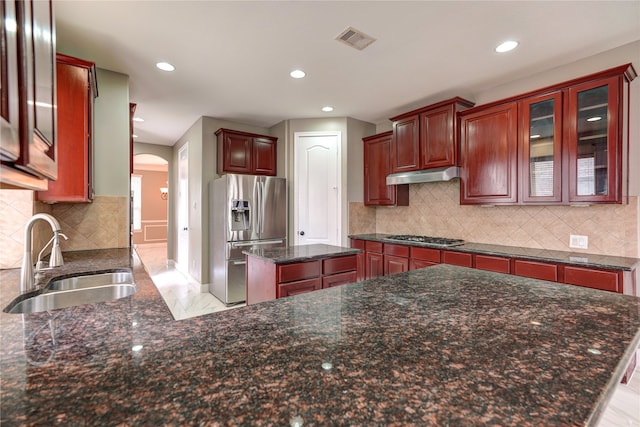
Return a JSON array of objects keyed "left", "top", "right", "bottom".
[{"left": 49, "top": 231, "right": 67, "bottom": 268}]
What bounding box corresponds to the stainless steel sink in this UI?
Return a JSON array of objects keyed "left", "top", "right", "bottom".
[
  {"left": 47, "top": 271, "right": 134, "bottom": 291},
  {"left": 3, "top": 270, "right": 136, "bottom": 314},
  {"left": 4, "top": 284, "right": 136, "bottom": 314}
]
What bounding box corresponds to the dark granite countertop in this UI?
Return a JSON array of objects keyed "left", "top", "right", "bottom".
[
  {"left": 243, "top": 243, "right": 361, "bottom": 264},
  {"left": 350, "top": 233, "right": 640, "bottom": 271},
  {"left": 2, "top": 249, "right": 640, "bottom": 425}
]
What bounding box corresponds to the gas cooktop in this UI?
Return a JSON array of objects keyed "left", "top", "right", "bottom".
[{"left": 385, "top": 235, "right": 465, "bottom": 247}]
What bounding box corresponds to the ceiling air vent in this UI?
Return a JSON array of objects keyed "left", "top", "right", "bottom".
[{"left": 335, "top": 26, "right": 376, "bottom": 51}]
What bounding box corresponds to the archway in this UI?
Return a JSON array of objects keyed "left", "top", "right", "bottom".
[{"left": 132, "top": 154, "right": 169, "bottom": 247}]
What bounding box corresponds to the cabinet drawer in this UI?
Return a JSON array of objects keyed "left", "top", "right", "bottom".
[
  {"left": 384, "top": 243, "right": 410, "bottom": 257},
  {"left": 322, "top": 271, "right": 357, "bottom": 289},
  {"left": 475, "top": 255, "right": 510, "bottom": 273},
  {"left": 442, "top": 251, "right": 473, "bottom": 267},
  {"left": 514, "top": 260, "right": 558, "bottom": 282},
  {"left": 365, "top": 241, "right": 383, "bottom": 253},
  {"left": 410, "top": 259, "right": 438, "bottom": 270},
  {"left": 563, "top": 266, "right": 621, "bottom": 293},
  {"left": 278, "top": 278, "right": 322, "bottom": 298},
  {"left": 323, "top": 255, "right": 358, "bottom": 275},
  {"left": 410, "top": 247, "right": 440, "bottom": 263},
  {"left": 278, "top": 261, "right": 321, "bottom": 284}
]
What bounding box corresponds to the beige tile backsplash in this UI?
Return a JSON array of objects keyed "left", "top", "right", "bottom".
[
  {"left": 0, "top": 191, "right": 130, "bottom": 269},
  {"left": 351, "top": 181, "right": 639, "bottom": 258}
]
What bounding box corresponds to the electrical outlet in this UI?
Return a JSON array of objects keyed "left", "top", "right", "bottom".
[{"left": 569, "top": 234, "right": 588, "bottom": 249}]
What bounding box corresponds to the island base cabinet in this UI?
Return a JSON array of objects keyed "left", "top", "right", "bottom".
[
  {"left": 246, "top": 253, "right": 358, "bottom": 305},
  {"left": 278, "top": 278, "right": 322, "bottom": 298},
  {"left": 323, "top": 271, "right": 357, "bottom": 289},
  {"left": 246, "top": 257, "right": 277, "bottom": 305}
]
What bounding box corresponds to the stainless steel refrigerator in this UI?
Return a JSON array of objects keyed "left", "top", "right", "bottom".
[{"left": 210, "top": 174, "right": 287, "bottom": 305}]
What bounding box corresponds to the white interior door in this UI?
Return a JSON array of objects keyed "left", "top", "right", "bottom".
[
  {"left": 294, "top": 132, "right": 341, "bottom": 246},
  {"left": 177, "top": 143, "right": 189, "bottom": 273}
]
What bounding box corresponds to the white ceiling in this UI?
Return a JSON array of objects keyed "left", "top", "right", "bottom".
[{"left": 53, "top": 1, "right": 640, "bottom": 147}]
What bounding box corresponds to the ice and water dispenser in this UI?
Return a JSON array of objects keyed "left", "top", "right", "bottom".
[{"left": 230, "top": 200, "right": 250, "bottom": 231}]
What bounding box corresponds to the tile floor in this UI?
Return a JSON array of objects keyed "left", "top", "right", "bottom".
[
  {"left": 134, "top": 243, "right": 243, "bottom": 321},
  {"left": 134, "top": 243, "right": 639, "bottom": 425}
]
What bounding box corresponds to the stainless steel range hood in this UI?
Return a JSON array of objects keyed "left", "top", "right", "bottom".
[{"left": 386, "top": 166, "right": 460, "bottom": 185}]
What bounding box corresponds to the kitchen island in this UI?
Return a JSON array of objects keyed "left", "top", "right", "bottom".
[
  {"left": 244, "top": 243, "right": 361, "bottom": 305},
  {"left": 1, "top": 249, "right": 639, "bottom": 425}
]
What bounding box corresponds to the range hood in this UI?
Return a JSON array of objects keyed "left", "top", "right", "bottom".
[{"left": 386, "top": 166, "right": 460, "bottom": 185}]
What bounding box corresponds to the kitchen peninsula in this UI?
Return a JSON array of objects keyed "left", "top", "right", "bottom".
[{"left": 1, "top": 249, "right": 639, "bottom": 425}]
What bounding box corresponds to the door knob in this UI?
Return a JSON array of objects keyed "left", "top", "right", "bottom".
[{"left": 299, "top": 231, "right": 305, "bottom": 236}]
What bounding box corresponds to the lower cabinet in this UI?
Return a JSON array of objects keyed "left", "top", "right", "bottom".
[
  {"left": 474, "top": 254, "right": 510, "bottom": 273},
  {"left": 351, "top": 239, "right": 366, "bottom": 281},
  {"left": 365, "top": 241, "right": 384, "bottom": 279},
  {"left": 442, "top": 251, "right": 473, "bottom": 267},
  {"left": 563, "top": 266, "right": 621, "bottom": 293},
  {"left": 384, "top": 244, "right": 410, "bottom": 275},
  {"left": 513, "top": 260, "right": 559, "bottom": 282},
  {"left": 349, "top": 238, "right": 632, "bottom": 294}
]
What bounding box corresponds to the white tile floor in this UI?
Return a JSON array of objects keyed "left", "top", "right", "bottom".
[
  {"left": 134, "top": 243, "right": 639, "bottom": 425},
  {"left": 134, "top": 243, "right": 243, "bottom": 320}
]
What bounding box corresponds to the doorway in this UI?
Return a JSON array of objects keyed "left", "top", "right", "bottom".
[
  {"left": 293, "top": 131, "right": 341, "bottom": 246},
  {"left": 132, "top": 154, "right": 169, "bottom": 246},
  {"left": 177, "top": 144, "right": 189, "bottom": 274}
]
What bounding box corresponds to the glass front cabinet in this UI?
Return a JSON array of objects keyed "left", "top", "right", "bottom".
[
  {"left": 520, "top": 92, "right": 563, "bottom": 203},
  {"left": 517, "top": 65, "right": 635, "bottom": 205},
  {"left": 567, "top": 77, "right": 621, "bottom": 203}
]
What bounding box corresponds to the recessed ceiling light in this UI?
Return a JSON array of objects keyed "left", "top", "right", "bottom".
[
  {"left": 586, "top": 116, "right": 602, "bottom": 122},
  {"left": 132, "top": 134, "right": 139, "bottom": 138},
  {"left": 495, "top": 40, "right": 518, "bottom": 53},
  {"left": 290, "top": 69, "right": 306, "bottom": 79},
  {"left": 156, "top": 62, "right": 175, "bottom": 72},
  {"left": 133, "top": 117, "right": 144, "bottom": 122},
  {"left": 322, "top": 106, "right": 334, "bottom": 112}
]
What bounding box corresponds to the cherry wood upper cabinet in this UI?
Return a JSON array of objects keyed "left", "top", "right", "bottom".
[
  {"left": 520, "top": 91, "right": 563, "bottom": 204},
  {"left": 460, "top": 102, "right": 518, "bottom": 205},
  {"left": 1, "top": 0, "right": 21, "bottom": 163},
  {"left": 460, "top": 63, "right": 635, "bottom": 205},
  {"left": 390, "top": 97, "right": 474, "bottom": 173},
  {"left": 390, "top": 115, "right": 419, "bottom": 173},
  {"left": 363, "top": 131, "right": 408, "bottom": 206},
  {"left": 0, "top": 0, "right": 56, "bottom": 190},
  {"left": 37, "top": 54, "right": 98, "bottom": 203},
  {"left": 566, "top": 76, "right": 622, "bottom": 204},
  {"left": 216, "top": 128, "right": 277, "bottom": 176},
  {"left": 252, "top": 136, "right": 277, "bottom": 176}
]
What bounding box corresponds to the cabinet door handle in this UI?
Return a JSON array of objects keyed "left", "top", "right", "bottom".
[{"left": 299, "top": 231, "right": 305, "bottom": 236}]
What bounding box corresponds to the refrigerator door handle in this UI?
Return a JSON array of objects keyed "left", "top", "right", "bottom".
[{"left": 231, "top": 239, "right": 284, "bottom": 248}]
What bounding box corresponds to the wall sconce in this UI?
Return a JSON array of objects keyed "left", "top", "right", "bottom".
[{"left": 160, "top": 187, "right": 168, "bottom": 200}]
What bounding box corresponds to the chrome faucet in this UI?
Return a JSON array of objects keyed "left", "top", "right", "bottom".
[{"left": 21, "top": 214, "right": 66, "bottom": 294}]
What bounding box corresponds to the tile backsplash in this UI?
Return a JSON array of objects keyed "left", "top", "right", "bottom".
[
  {"left": 350, "top": 181, "right": 639, "bottom": 258},
  {"left": 0, "top": 191, "right": 130, "bottom": 269}
]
